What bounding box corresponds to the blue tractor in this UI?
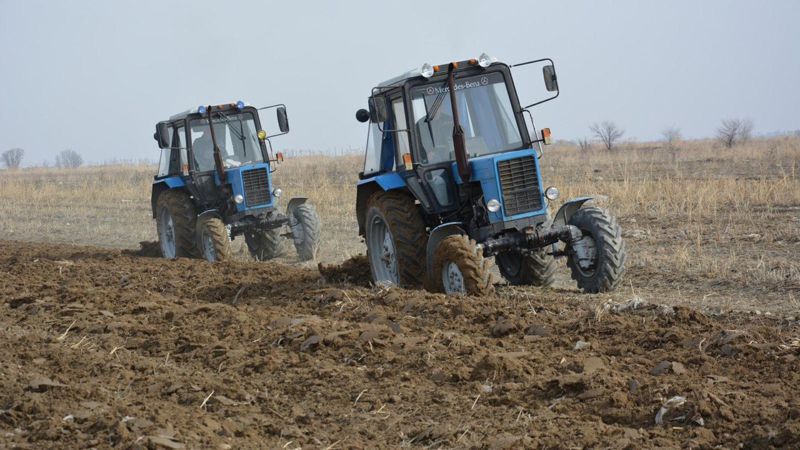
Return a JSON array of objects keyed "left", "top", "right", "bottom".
[
  {"left": 152, "top": 101, "right": 320, "bottom": 262},
  {"left": 355, "top": 54, "right": 626, "bottom": 295}
]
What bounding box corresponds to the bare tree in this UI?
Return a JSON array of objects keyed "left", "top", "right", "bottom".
[
  {"left": 55, "top": 149, "right": 84, "bottom": 169},
  {"left": 1, "top": 148, "right": 24, "bottom": 169},
  {"left": 577, "top": 137, "right": 592, "bottom": 152},
  {"left": 590, "top": 121, "right": 624, "bottom": 150},
  {"left": 716, "top": 118, "right": 754, "bottom": 148},
  {"left": 661, "top": 127, "right": 682, "bottom": 148}
]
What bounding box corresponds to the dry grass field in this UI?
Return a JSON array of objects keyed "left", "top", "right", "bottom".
[{"left": 1, "top": 137, "right": 797, "bottom": 315}]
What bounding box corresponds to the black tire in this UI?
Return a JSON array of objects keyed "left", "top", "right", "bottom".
[
  {"left": 245, "top": 228, "right": 284, "bottom": 261},
  {"left": 431, "top": 234, "right": 494, "bottom": 296},
  {"left": 566, "top": 207, "right": 626, "bottom": 293},
  {"left": 196, "top": 215, "right": 232, "bottom": 262},
  {"left": 290, "top": 203, "right": 321, "bottom": 262},
  {"left": 364, "top": 191, "right": 427, "bottom": 288},
  {"left": 155, "top": 190, "right": 198, "bottom": 259},
  {"left": 496, "top": 248, "right": 556, "bottom": 287}
]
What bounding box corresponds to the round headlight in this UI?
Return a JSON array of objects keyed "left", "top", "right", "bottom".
[
  {"left": 486, "top": 198, "right": 501, "bottom": 213},
  {"left": 272, "top": 188, "right": 283, "bottom": 198},
  {"left": 545, "top": 186, "right": 560, "bottom": 200},
  {"left": 234, "top": 194, "right": 244, "bottom": 204},
  {"left": 420, "top": 63, "right": 434, "bottom": 78}
]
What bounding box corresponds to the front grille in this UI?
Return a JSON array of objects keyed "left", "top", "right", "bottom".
[
  {"left": 497, "top": 156, "right": 542, "bottom": 216},
  {"left": 241, "top": 168, "right": 270, "bottom": 207}
]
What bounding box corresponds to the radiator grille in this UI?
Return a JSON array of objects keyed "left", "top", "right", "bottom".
[
  {"left": 242, "top": 168, "right": 270, "bottom": 207},
  {"left": 497, "top": 156, "right": 542, "bottom": 216}
]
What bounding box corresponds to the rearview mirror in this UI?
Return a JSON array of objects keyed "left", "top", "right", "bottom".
[
  {"left": 543, "top": 65, "right": 558, "bottom": 92},
  {"left": 276, "top": 107, "right": 289, "bottom": 133},
  {"left": 356, "top": 109, "right": 370, "bottom": 123},
  {"left": 154, "top": 122, "right": 170, "bottom": 149},
  {"left": 368, "top": 96, "right": 388, "bottom": 123}
]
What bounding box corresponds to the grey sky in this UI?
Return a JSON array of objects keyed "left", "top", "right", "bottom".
[{"left": 1, "top": 0, "right": 798, "bottom": 165}]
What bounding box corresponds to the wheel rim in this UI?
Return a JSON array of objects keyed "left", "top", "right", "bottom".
[
  {"left": 574, "top": 233, "right": 598, "bottom": 276},
  {"left": 159, "top": 209, "right": 176, "bottom": 258},
  {"left": 201, "top": 229, "right": 217, "bottom": 261},
  {"left": 368, "top": 216, "right": 398, "bottom": 284},
  {"left": 442, "top": 261, "right": 466, "bottom": 295}
]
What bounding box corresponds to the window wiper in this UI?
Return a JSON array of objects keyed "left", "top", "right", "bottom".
[{"left": 425, "top": 80, "right": 449, "bottom": 123}]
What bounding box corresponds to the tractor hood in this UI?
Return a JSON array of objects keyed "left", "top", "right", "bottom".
[{"left": 451, "top": 148, "right": 547, "bottom": 223}]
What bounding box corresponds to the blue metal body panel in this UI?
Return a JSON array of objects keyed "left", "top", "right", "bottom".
[
  {"left": 453, "top": 148, "right": 547, "bottom": 224},
  {"left": 226, "top": 162, "right": 276, "bottom": 213},
  {"left": 357, "top": 172, "right": 406, "bottom": 191},
  {"left": 159, "top": 176, "right": 185, "bottom": 188}
]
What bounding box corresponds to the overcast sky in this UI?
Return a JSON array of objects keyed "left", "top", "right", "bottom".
[{"left": 1, "top": 0, "right": 798, "bottom": 165}]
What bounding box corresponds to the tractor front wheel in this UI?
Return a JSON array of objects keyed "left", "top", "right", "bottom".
[
  {"left": 431, "top": 234, "right": 494, "bottom": 296},
  {"left": 566, "top": 207, "right": 626, "bottom": 293},
  {"left": 289, "top": 203, "right": 321, "bottom": 261},
  {"left": 496, "top": 248, "right": 556, "bottom": 287},
  {"left": 156, "top": 190, "right": 198, "bottom": 259},
  {"left": 364, "top": 192, "right": 427, "bottom": 288},
  {"left": 245, "top": 228, "right": 284, "bottom": 261},
  {"left": 196, "top": 215, "right": 232, "bottom": 262}
]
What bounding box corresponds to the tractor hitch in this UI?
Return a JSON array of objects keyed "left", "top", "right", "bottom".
[{"left": 482, "top": 225, "right": 593, "bottom": 268}]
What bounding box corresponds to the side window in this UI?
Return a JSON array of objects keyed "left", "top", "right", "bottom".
[
  {"left": 391, "top": 98, "right": 410, "bottom": 167},
  {"left": 157, "top": 126, "right": 175, "bottom": 177},
  {"left": 176, "top": 125, "right": 187, "bottom": 174}
]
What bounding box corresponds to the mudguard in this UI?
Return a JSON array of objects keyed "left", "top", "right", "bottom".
[
  {"left": 552, "top": 196, "right": 593, "bottom": 227},
  {"left": 286, "top": 197, "right": 308, "bottom": 216},
  {"left": 426, "top": 222, "right": 466, "bottom": 285}
]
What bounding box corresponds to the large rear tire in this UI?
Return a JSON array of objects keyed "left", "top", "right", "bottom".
[
  {"left": 290, "top": 203, "right": 321, "bottom": 261},
  {"left": 496, "top": 249, "right": 556, "bottom": 287},
  {"left": 156, "top": 190, "right": 198, "bottom": 259},
  {"left": 566, "top": 207, "right": 626, "bottom": 293},
  {"left": 364, "top": 191, "right": 427, "bottom": 288},
  {"left": 245, "top": 228, "right": 284, "bottom": 261},
  {"left": 196, "top": 215, "right": 232, "bottom": 262},
  {"left": 431, "top": 234, "right": 494, "bottom": 296}
]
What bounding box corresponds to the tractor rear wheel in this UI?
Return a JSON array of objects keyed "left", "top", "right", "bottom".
[
  {"left": 245, "top": 228, "right": 284, "bottom": 261},
  {"left": 156, "top": 190, "right": 198, "bottom": 259},
  {"left": 289, "top": 203, "right": 321, "bottom": 261},
  {"left": 566, "top": 207, "right": 626, "bottom": 293},
  {"left": 496, "top": 248, "right": 556, "bottom": 287},
  {"left": 431, "top": 234, "right": 494, "bottom": 296},
  {"left": 196, "top": 215, "right": 232, "bottom": 262},
  {"left": 365, "top": 191, "right": 427, "bottom": 288}
]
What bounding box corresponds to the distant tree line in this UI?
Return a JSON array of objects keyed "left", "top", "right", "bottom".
[{"left": 574, "top": 118, "right": 756, "bottom": 151}]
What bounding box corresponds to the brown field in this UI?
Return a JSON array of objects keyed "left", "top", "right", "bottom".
[{"left": 1, "top": 137, "right": 799, "bottom": 448}]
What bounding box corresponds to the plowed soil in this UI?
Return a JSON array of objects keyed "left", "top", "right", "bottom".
[{"left": 1, "top": 240, "right": 799, "bottom": 449}]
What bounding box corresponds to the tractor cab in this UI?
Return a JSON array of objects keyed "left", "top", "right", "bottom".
[
  {"left": 355, "top": 54, "right": 626, "bottom": 295},
  {"left": 151, "top": 101, "right": 320, "bottom": 263}
]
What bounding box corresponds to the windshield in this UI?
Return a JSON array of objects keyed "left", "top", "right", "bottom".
[
  {"left": 410, "top": 71, "right": 523, "bottom": 165},
  {"left": 190, "top": 111, "right": 264, "bottom": 172}
]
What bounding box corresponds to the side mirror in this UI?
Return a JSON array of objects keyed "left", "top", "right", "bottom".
[
  {"left": 543, "top": 65, "right": 558, "bottom": 92},
  {"left": 154, "top": 122, "right": 170, "bottom": 149},
  {"left": 276, "top": 107, "right": 289, "bottom": 133},
  {"left": 355, "top": 109, "right": 370, "bottom": 123},
  {"left": 368, "top": 96, "right": 388, "bottom": 123},
  {"left": 541, "top": 128, "right": 552, "bottom": 145}
]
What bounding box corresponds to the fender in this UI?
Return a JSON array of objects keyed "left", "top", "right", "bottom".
[
  {"left": 286, "top": 197, "right": 308, "bottom": 216},
  {"left": 552, "top": 196, "right": 593, "bottom": 227},
  {"left": 426, "top": 222, "right": 466, "bottom": 285},
  {"left": 150, "top": 179, "right": 187, "bottom": 218},
  {"left": 197, "top": 209, "right": 222, "bottom": 220}
]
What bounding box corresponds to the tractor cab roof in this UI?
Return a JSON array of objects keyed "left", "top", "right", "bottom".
[
  {"left": 164, "top": 101, "right": 251, "bottom": 122},
  {"left": 376, "top": 53, "right": 501, "bottom": 89}
]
